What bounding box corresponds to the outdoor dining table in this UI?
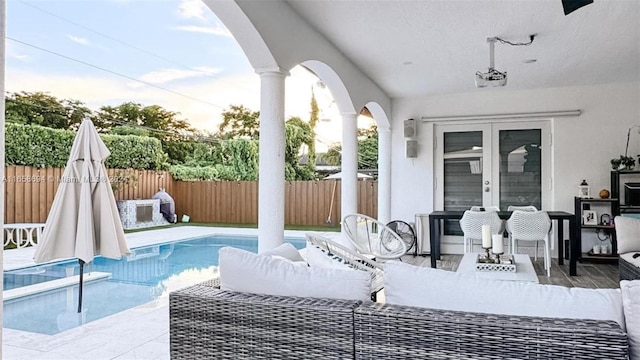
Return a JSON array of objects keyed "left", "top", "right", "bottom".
[
  {"left": 3, "top": 223, "right": 46, "bottom": 248},
  {"left": 427, "top": 211, "right": 578, "bottom": 275}
]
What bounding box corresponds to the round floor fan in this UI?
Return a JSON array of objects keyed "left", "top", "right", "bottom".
[{"left": 386, "top": 220, "right": 416, "bottom": 254}]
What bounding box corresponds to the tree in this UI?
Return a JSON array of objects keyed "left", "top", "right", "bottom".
[
  {"left": 323, "top": 127, "right": 379, "bottom": 169},
  {"left": 95, "top": 102, "right": 193, "bottom": 137},
  {"left": 5, "top": 91, "right": 92, "bottom": 130},
  {"left": 307, "top": 90, "right": 319, "bottom": 167},
  {"left": 358, "top": 123, "right": 378, "bottom": 137},
  {"left": 95, "top": 102, "right": 195, "bottom": 163},
  {"left": 284, "top": 116, "right": 315, "bottom": 180},
  {"left": 217, "top": 105, "right": 260, "bottom": 139},
  {"left": 323, "top": 144, "right": 342, "bottom": 166},
  {"left": 358, "top": 134, "right": 378, "bottom": 169}
]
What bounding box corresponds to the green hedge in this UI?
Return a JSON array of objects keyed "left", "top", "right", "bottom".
[
  {"left": 6, "top": 123, "right": 167, "bottom": 170},
  {"left": 169, "top": 164, "right": 220, "bottom": 181}
]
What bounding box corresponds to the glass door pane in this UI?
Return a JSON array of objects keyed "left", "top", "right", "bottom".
[
  {"left": 497, "top": 129, "right": 542, "bottom": 210},
  {"left": 443, "top": 131, "right": 484, "bottom": 235}
]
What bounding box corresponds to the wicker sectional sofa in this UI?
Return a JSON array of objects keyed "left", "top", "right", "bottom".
[
  {"left": 169, "top": 283, "right": 629, "bottom": 360},
  {"left": 621, "top": 254, "right": 640, "bottom": 281},
  {"left": 614, "top": 216, "right": 640, "bottom": 281}
]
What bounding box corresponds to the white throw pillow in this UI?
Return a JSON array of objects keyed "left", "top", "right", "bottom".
[
  {"left": 305, "top": 242, "right": 353, "bottom": 269},
  {"left": 621, "top": 280, "right": 640, "bottom": 360},
  {"left": 305, "top": 234, "right": 358, "bottom": 269},
  {"left": 615, "top": 216, "right": 640, "bottom": 253},
  {"left": 260, "top": 242, "right": 305, "bottom": 262},
  {"left": 219, "top": 246, "right": 371, "bottom": 301},
  {"left": 384, "top": 261, "right": 625, "bottom": 328}
]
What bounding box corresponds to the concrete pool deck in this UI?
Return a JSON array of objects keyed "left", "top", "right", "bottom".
[{"left": 2, "top": 226, "right": 313, "bottom": 360}]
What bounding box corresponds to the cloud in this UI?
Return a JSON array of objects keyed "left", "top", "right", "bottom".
[
  {"left": 6, "top": 42, "right": 31, "bottom": 61},
  {"left": 177, "top": 0, "right": 207, "bottom": 21},
  {"left": 11, "top": 53, "right": 30, "bottom": 61},
  {"left": 170, "top": 24, "right": 233, "bottom": 38},
  {"left": 138, "top": 66, "right": 223, "bottom": 84},
  {"left": 67, "top": 34, "right": 90, "bottom": 46}
]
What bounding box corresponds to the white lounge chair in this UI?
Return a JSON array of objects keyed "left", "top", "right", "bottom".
[
  {"left": 342, "top": 214, "right": 408, "bottom": 260},
  {"left": 305, "top": 232, "right": 384, "bottom": 297}
]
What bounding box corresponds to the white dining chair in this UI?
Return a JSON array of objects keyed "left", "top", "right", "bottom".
[
  {"left": 507, "top": 210, "right": 552, "bottom": 276},
  {"left": 459, "top": 210, "right": 504, "bottom": 253}
]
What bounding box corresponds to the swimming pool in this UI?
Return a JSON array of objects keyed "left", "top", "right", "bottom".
[{"left": 3, "top": 235, "right": 305, "bottom": 335}]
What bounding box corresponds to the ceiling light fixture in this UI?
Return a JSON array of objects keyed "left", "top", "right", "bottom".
[{"left": 475, "top": 34, "right": 536, "bottom": 88}]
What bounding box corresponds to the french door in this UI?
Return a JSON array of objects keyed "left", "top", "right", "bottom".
[{"left": 434, "top": 121, "right": 551, "bottom": 235}]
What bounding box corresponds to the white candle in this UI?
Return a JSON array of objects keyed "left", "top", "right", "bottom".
[
  {"left": 481, "top": 225, "right": 491, "bottom": 248},
  {"left": 492, "top": 234, "right": 504, "bottom": 254}
]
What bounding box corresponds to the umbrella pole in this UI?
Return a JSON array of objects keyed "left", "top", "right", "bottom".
[{"left": 78, "top": 259, "right": 84, "bottom": 313}]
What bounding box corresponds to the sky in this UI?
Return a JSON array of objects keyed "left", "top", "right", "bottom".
[{"left": 5, "top": 0, "right": 370, "bottom": 151}]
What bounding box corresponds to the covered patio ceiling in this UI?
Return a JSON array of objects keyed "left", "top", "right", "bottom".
[
  {"left": 204, "top": 0, "right": 640, "bottom": 249},
  {"left": 285, "top": 0, "right": 638, "bottom": 98}
]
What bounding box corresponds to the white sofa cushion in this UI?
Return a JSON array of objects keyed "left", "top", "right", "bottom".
[
  {"left": 384, "top": 261, "right": 625, "bottom": 328},
  {"left": 621, "top": 280, "right": 640, "bottom": 360},
  {"left": 615, "top": 216, "right": 640, "bottom": 253},
  {"left": 261, "top": 242, "right": 305, "bottom": 262},
  {"left": 219, "top": 246, "right": 371, "bottom": 301}
]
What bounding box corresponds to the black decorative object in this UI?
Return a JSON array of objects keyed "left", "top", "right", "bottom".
[{"left": 562, "top": 0, "right": 593, "bottom": 15}]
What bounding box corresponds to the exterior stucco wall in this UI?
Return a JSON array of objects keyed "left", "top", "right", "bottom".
[{"left": 392, "top": 81, "right": 640, "bottom": 253}]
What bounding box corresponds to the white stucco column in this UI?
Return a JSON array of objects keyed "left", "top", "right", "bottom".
[
  {"left": 257, "top": 69, "right": 287, "bottom": 253},
  {"left": 341, "top": 113, "right": 358, "bottom": 229},
  {"left": 377, "top": 127, "right": 391, "bottom": 223}
]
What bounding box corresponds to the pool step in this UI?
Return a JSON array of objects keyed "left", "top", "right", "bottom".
[{"left": 4, "top": 272, "right": 112, "bottom": 301}]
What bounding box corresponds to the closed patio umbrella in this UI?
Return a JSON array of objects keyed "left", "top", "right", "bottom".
[{"left": 34, "top": 119, "right": 130, "bottom": 313}]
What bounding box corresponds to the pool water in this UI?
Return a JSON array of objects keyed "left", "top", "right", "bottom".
[{"left": 3, "top": 235, "right": 305, "bottom": 335}]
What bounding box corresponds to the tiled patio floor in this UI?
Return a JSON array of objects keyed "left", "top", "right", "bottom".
[{"left": 2, "top": 227, "right": 622, "bottom": 359}]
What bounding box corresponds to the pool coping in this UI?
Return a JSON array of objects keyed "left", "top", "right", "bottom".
[
  {"left": 4, "top": 272, "right": 111, "bottom": 301},
  {"left": 3, "top": 225, "right": 313, "bottom": 271}
]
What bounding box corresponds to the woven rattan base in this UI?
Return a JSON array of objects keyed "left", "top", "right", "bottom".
[
  {"left": 354, "top": 303, "right": 628, "bottom": 360},
  {"left": 620, "top": 256, "right": 640, "bottom": 281},
  {"left": 170, "top": 285, "right": 361, "bottom": 359}
]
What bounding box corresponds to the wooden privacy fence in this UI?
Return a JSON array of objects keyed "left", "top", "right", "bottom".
[
  {"left": 172, "top": 180, "right": 377, "bottom": 226},
  {"left": 4, "top": 166, "right": 378, "bottom": 227},
  {"left": 4, "top": 166, "right": 173, "bottom": 224}
]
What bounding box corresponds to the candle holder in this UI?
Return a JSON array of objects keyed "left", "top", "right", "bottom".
[
  {"left": 494, "top": 251, "right": 504, "bottom": 264},
  {"left": 479, "top": 246, "right": 493, "bottom": 263}
]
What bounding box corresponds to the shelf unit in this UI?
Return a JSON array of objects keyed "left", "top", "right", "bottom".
[
  {"left": 574, "top": 197, "right": 619, "bottom": 263},
  {"left": 611, "top": 170, "right": 640, "bottom": 213}
]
